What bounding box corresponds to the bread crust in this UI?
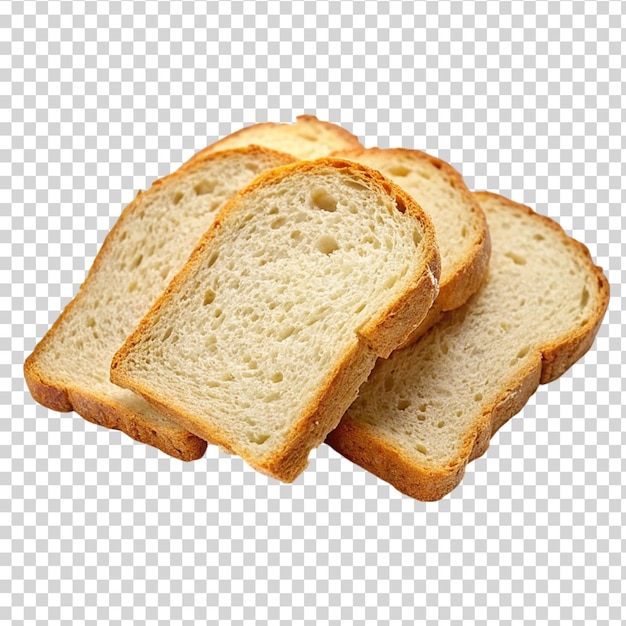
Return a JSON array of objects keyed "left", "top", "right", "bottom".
[
  {"left": 189, "top": 115, "right": 363, "bottom": 165},
  {"left": 111, "top": 158, "right": 441, "bottom": 482},
  {"left": 24, "top": 146, "right": 296, "bottom": 461},
  {"left": 326, "top": 191, "right": 609, "bottom": 500},
  {"left": 332, "top": 147, "right": 492, "bottom": 347}
]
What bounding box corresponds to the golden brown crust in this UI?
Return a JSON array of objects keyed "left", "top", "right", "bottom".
[
  {"left": 24, "top": 355, "right": 208, "bottom": 461},
  {"left": 189, "top": 115, "right": 363, "bottom": 165},
  {"left": 111, "top": 158, "right": 441, "bottom": 482},
  {"left": 327, "top": 191, "right": 609, "bottom": 500},
  {"left": 332, "top": 147, "right": 492, "bottom": 347},
  {"left": 24, "top": 146, "right": 296, "bottom": 461}
]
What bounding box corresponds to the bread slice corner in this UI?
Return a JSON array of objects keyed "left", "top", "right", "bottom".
[
  {"left": 332, "top": 147, "right": 491, "bottom": 346},
  {"left": 24, "top": 146, "right": 297, "bottom": 460}
]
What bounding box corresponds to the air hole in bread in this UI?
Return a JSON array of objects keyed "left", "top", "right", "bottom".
[
  {"left": 162, "top": 327, "right": 173, "bottom": 341},
  {"left": 517, "top": 346, "right": 530, "bottom": 359},
  {"left": 534, "top": 233, "right": 545, "bottom": 241},
  {"left": 269, "top": 206, "right": 279, "bottom": 215},
  {"left": 249, "top": 432, "right": 270, "bottom": 444},
  {"left": 206, "top": 251, "right": 219, "bottom": 268},
  {"left": 87, "top": 317, "right": 95, "bottom": 328},
  {"left": 310, "top": 187, "right": 337, "bottom": 212},
  {"left": 384, "top": 275, "right": 397, "bottom": 289},
  {"left": 305, "top": 315, "right": 321, "bottom": 326},
  {"left": 316, "top": 235, "right": 339, "bottom": 255},
  {"left": 474, "top": 392, "right": 483, "bottom": 402},
  {"left": 345, "top": 180, "right": 368, "bottom": 192},
  {"left": 363, "top": 235, "right": 378, "bottom": 249},
  {"left": 194, "top": 179, "right": 216, "bottom": 196},
  {"left": 438, "top": 421, "right": 445, "bottom": 428},
  {"left": 173, "top": 191, "right": 184, "bottom": 205},
  {"left": 397, "top": 399, "right": 411, "bottom": 410},
  {"left": 277, "top": 326, "right": 296, "bottom": 342},
  {"left": 290, "top": 230, "right": 302, "bottom": 241},
  {"left": 395, "top": 198, "right": 407, "bottom": 214},
  {"left": 387, "top": 165, "right": 410, "bottom": 177},
  {"left": 384, "top": 375, "right": 394, "bottom": 391},
  {"left": 354, "top": 302, "right": 366, "bottom": 314},
  {"left": 271, "top": 217, "right": 286, "bottom": 229},
  {"left": 271, "top": 372, "right": 283, "bottom": 383},
  {"left": 203, "top": 289, "right": 216, "bottom": 306},
  {"left": 580, "top": 287, "right": 589, "bottom": 307},
  {"left": 412, "top": 229, "right": 422, "bottom": 246},
  {"left": 416, "top": 444, "right": 428, "bottom": 455},
  {"left": 263, "top": 392, "right": 281, "bottom": 403},
  {"left": 131, "top": 254, "right": 143, "bottom": 269},
  {"left": 461, "top": 225, "right": 468, "bottom": 238},
  {"left": 505, "top": 251, "right": 527, "bottom": 265}
]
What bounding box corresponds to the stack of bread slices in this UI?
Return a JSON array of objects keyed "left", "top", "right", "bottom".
[{"left": 24, "top": 116, "right": 610, "bottom": 500}]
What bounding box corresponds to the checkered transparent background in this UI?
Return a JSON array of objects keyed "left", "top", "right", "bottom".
[{"left": 2, "top": 1, "right": 624, "bottom": 624}]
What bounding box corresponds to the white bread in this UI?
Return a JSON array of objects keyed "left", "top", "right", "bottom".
[
  {"left": 24, "top": 146, "right": 297, "bottom": 460},
  {"left": 189, "top": 115, "right": 363, "bottom": 162},
  {"left": 111, "top": 158, "right": 441, "bottom": 482},
  {"left": 333, "top": 148, "right": 490, "bottom": 345},
  {"left": 327, "top": 192, "right": 609, "bottom": 500}
]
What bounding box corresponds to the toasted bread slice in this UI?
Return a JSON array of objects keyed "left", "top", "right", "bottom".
[
  {"left": 190, "top": 115, "right": 363, "bottom": 162},
  {"left": 111, "top": 159, "right": 441, "bottom": 481},
  {"left": 327, "top": 192, "right": 609, "bottom": 500},
  {"left": 333, "top": 148, "right": 490, "bottom": 345},
  {"left": 24, "top": 147, "right": 297, "bottom": 460}
]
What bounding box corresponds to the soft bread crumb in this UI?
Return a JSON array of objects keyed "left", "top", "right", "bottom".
[{"left": 111, "top": 158, "right": 440, "bottom": 482}]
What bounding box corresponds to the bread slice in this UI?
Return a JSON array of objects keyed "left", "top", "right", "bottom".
[
  {"left": 24, "top": 146, "right": 297, "bottom": 460},
  {"left": 333, "top": 148, "right": 490, "bottom": 346},
  {"left": 111, "top": 158, "right": 441, "bottom": 482},
  {"left": 189, "top": 115, "right": 363, "bottom": 162},
  {"left": 326, "top": 192, "right": 609, "bottom": 500}
]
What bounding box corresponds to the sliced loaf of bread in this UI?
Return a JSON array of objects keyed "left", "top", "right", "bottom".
[
  {"left": 326, "top": 192, "right": 609, "bottom": 500},
  {"left": 111, "top": 159, "right": 441, "bottom": 482},
  {"left": 190, "top": 115, "right": 363, "bottom": 162},
  {"left": 24, "top": 146, "right": 297, "bottom": 460},
  {"left": 333, "top": 148, "right": 490, "bottom": 345}
]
